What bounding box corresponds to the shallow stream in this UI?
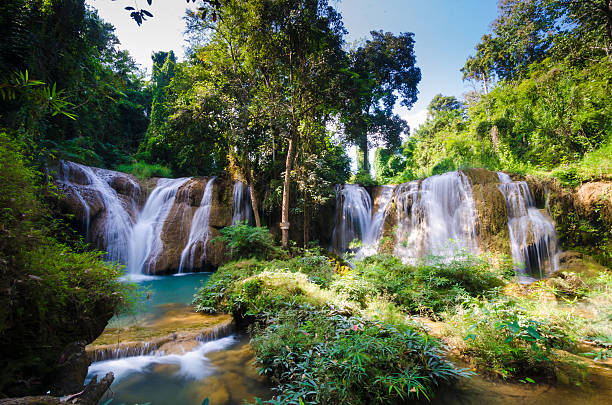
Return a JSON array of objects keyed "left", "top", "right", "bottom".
[{"left": 87, "top": 274, "right": 271, "bottom": 405}]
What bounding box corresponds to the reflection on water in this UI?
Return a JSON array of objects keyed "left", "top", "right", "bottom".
[
  {"left": 112, "top": 273, "right": 212, "bottom": 328},
  {"left": 421, "top": 365, "right": 612, "bottom": 405}
]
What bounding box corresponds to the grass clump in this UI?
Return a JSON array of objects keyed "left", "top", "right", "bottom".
[
  {"left": 352, "top": 253, "right": 513, "bottom": 316},
  {"left": 445, "top": 297, "right": 575, "bottom": 380},
  {"left": 444, "top": 267, "right": 612, "bottom": 381},
  {"left": 251, "top": 309, "right": 464, "bottom": 404},
  {"left": 116, "top": 160, "right": 173, "bottom": 179},
  {"left": 194, "top": 256, "right": 469, "bottom": 404}
]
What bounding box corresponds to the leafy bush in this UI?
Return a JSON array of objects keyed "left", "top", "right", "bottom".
[
  {"left": 212, "top": 222, "right": 278, "bottom": 260},
  {"left": 251, "top": 309, "right": 467, "bottom": 404},
  {"left": 445, "top": 297, "right": 576, "bottom": 380},
  {"left": 349, "top": 169, "right": 378, "bottom": 187},
  {"left": 193, "top": 257, "right": 469, "bottom": 404},
  {"left": 353, "top": 253, "right": 513, "bottom": 316},
  {"left": 116, "top": 160, "right": 173, "bottom": 179},
  {"left": 0, "top": 132, "right": 130, "bottom": 395}
]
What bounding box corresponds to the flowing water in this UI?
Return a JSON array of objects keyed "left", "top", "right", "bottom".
[
  {"left": 497, "top": 172, "right": 559, "bottom": 278},
  {"left": 356, "top": 185, "right": 394, "bottom": 257},
  {"left": 394, "top": 171, "right": 479, "bottom": 262},
  {"left": 128, "top": 177, "right": 190, "bottom": 275},
  {"left": 179, "top": 178, "right": 216, "bottom": 273},
  {"left": 232, "top": 181, "right": 254, "bottom": 225},
  {"left": 331, "top": 184, "right": 373, "bottom": 252},
  {"left": 88, "top": 274, "right": 272, "bottom": 405},
  {"left": 58, "top": 161, "right": 138, "bottom": 263}
]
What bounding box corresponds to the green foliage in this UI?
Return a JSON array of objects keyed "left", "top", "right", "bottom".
[
  {"left": 193, "top": 256, "right": 468, "bottom": 404},
  {"left": 0, "top": 131, "right": 130, "bottom": 394},
  {"left": 212, "top": 223, "right": 278, "bottom": 261},
  {"left": 341, "top": 30, "right": 419, "bottom": 172},
  {"left": 251, "top": 310, "right": 466, "bottom": 404},
  {"left": 0, "top": 1, "right": 151, "bottom": 168},
  {"left": 353, "top": 254, "right": 513, "bottom": 316},
  {"left": 117, "top": 160, "right": 173, "bottom": 180},
  {"left": 349, "top": 169, "right": 378, "bottom": 187},
  {"left": 398, "top": 56, "right": 612, "bottom": 179},
  {"left": 446, "top": 296, "right": 576, "bottom": 380}
]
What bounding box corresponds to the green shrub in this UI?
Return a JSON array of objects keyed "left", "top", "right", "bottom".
[
  {"left": 212, "top": 223, "right": 278, "bottom": 261},
  {"left": 349, "top": 169, "right": 378, "bottom": 187},
  {"left": 193, "top": 257, "right": 471, "bottom": 403},
  {"left": 251, "top": 309, "right": 467, "bottom": 404},
  {"left": 116, "top": 160, "right": 173, "bottom": 179},
  {"left": 445, "top": 297, "right": 576, "bottom": 380},
  {"left": 0, "top": 131, "right": 130, "bottom": 394},
  {"left": 353, "top": 253, "right": 512, "bottom": 316}
]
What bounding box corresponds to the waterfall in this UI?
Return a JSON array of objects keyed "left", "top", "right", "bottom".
[
  {"left": 58, "top": 161, "right": 137, "bottom": 263},
  {"left": 331, "top": 184, "right": 373, "bottom": 253},
  {"left": 497, "top": 172, "right": 559, "bottom": 278},
  {"left": 394, "top": 171, "right": 479, "bottom": 262},
  {"left": 357, "top": 186, "right": 395, "bottom": 256},
  {"left": 178, "top": 178, "right": 216, "bottom": 273},
  {"left": 232, "top": 181, "right": 253, "bottom": 225},
  {"left": 127, "top": 177, "right": 190, "bottom": 274}
]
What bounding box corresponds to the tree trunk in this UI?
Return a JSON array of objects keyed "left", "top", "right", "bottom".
[
  {"left": 245, "top": 168, "right": 262, "bottom": 227},
  {"left": 303, "top": 194, "right": 310, "bottom": 249},
  {"left": 281, "top": 131, "right": 297, "bottom": 249},
  {"left": 360, "top": 134, "right": 369, "bottom": 173},
  {"left": 482, "top": 72, "right": 489, "bottom": 94},
  {"left": 606, "top": 0, "right": 612, "bottom": 59}
]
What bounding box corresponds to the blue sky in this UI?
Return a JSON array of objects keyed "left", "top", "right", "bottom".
[{"left": 89, "top": 0, "right": 498, "bottom": 131}]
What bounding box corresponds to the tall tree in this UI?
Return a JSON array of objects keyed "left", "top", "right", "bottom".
[{"left": 342, "top": 31, "right": 420, "bottom": 172}]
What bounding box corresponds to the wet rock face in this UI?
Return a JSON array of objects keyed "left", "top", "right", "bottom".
[
  {"left": 469, "top": 182, "right": 511, "bottom": 256},
  {"left": 150, "top": 177, "right": 233, "bottom": 274},
  {"left": 55, "top": 162, "right": 142, "bottom": 241},
  {"left": 48, "top": 342, "right": 91, "bottom": 396},
  {"left": 527, "top": 176, "right": 612, "bottom": 266}
]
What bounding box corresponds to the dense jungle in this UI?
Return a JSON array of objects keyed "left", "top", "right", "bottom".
[{"left": 0, "top": 0, "right": 611, "bottom": 404}]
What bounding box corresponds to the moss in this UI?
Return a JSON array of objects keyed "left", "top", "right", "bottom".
[
  {"left": 471, "top": 184, "right": 511, "bottom": 256},
  {"left": 462, "top": 167, "right": 502, "bottom": 185},
  {"left": 90, "top": 311, "right": 232, "bottom": 347}
]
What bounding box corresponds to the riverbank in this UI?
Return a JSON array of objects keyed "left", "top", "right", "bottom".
[{"left": 194, "top": 250, "right": 612, "bottom": 404}]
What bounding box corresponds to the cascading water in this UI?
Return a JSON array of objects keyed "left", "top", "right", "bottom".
[
  {"left": 497, "top": 172, "right": 559, "bottom": 278},
  {"left": 178, "top": 177, "right": 216, "bottom": 273},
  {"left": 232, "top": 181, "right": 253, "bottom": 225},
  {"left": 357, "top": 186, "right": 395, "bottom": 256},
  {"left": 331, "top": 184, "right": 373, "bottom": 253},
  {"left": 58, "top": 161, "right": 137, "bottom": 263},
  {"left": 394, "top": 171, "right": 479, "bottom": 262},
  {"left": 127, "top": 177, "right": 190, "bottom": 274}
]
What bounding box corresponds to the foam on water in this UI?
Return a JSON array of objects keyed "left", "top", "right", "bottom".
[{"left": 87, "top": 335, "right": 238, "bottom": 382}]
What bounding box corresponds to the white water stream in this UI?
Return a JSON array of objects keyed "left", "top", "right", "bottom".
[
  {"left": 497, "top": 172, "right": 559, "bottom": 278},
  {"left": 178, "top": 177, "right": 216, "bottom": 273},
  {"left": 232, "top": 181, "right": 254, "bottom": 225},
  {"left": 127, "top": 177, "right": 190, "bottom": 275}
]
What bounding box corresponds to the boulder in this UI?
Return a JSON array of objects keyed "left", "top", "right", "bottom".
[{"left": 48, "top": 342, "right": 90, "bottom": 396}]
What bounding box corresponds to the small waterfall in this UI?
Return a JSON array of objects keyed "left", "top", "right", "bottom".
[
  {"left": 58, "top": 161, "right": 136, "bottom": 263},
  {"left": 331, "top": 184, "right": 373, "bottom": 253},
  {"left": 394, "top": 171, "right": 479, "bottom": 262},
  {"left": 232, "top": 181, "right": 253, "bottom": 225},
  {"left": 497, "top": 172, "right": 559, "bottom": 278},
  {"left": 178, "top": 178, "right": 216, "bottom": 272},
  {"left": 127, "top": 177, "right": 190, "bottom": 274},
  {"left": 357, "top": 186, "right": 395, "bottom": 256}
]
